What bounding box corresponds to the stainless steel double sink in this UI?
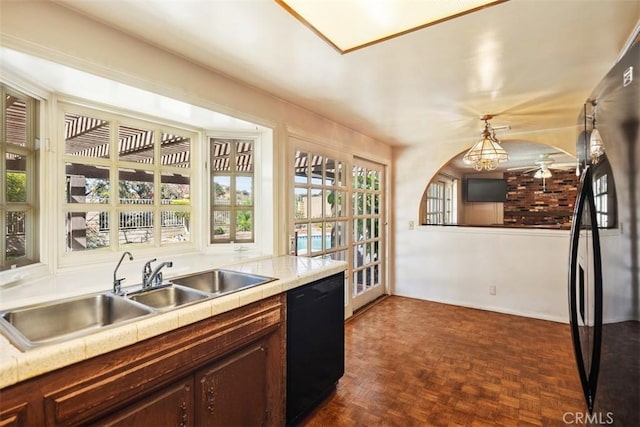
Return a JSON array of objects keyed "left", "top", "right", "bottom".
[{"left": 0, "top": 269, "right": 276, "bottom": 351}]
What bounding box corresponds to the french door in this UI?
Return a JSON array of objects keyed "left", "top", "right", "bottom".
[
  {"left": 292, "top": 143, "right": 386, "bottom": 313},
  {"left": 351, "top": 158, "right": 385, "bottom": 310}
]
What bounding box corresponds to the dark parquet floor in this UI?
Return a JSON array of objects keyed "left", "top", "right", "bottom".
[{"left": 301, "top": 296, "right": 586, "bottom": 427}]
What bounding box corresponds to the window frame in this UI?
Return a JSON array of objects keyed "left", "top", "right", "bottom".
[
  {"left": 0, "top": 84, "right": 40, "bottom": 271},
  {"left": 208, "top": 136, "right": 256, "bottom": 245},
  {"left": 206, "top": 131, "right": 272, "bottom": 253},
  {"left": 58, "top": 102, "right": 197, "bottom": 265}
]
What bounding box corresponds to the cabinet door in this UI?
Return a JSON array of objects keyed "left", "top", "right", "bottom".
[
  {"left": 91, "top": 378, "right": 193, "bottom": 427},
  {"left": 0, "top": 403, "right": 28, "bottom": 427},
  {"left": 195, "top": 339, "right": 269, "bottom": 427}
]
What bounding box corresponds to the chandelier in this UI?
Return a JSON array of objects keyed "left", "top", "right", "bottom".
[
  {"left": 589, "top": 100, "right": 605, "bottom": 163},
  {"left": 463, "top": 115, "right": 509, "bottom": 171}
]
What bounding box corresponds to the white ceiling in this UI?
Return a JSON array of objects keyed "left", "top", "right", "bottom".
[{"left": 47, "top": 0, "right": 640, "bottom": 160}]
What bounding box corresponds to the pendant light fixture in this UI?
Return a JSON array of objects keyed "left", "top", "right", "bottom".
[
  {"left": 463, "top": 115, "right": 509, "bottom": 171},
  {"left": 589, "top": 100, "right": 605, "bottom": 163},
  {"left": 534, "top": 166, "right": 552, "bottom": 191}
]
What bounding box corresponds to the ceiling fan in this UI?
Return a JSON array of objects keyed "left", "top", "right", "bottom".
[
  {"left": 507, "top": 153, "right": 575, "bottom": 176},
  {"left": 506, "top": 153, "right": 575, "bottom": 191}
]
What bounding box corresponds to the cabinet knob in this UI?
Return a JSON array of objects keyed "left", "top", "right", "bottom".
[
  {"left": 207, "top": 386, "right": 215, "bottom": 415},
  {"left": 179, "top": 401, "right": 188, "bottom": 427}
]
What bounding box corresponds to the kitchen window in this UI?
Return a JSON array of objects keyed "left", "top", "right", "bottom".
[
  {"left": 0, "top": 85, "right": 39, "bottom": 271},
  {"left": 62, "top": 104, "right": 193, "bottom": 254},
  {"left": 210, "top": 138, "right": 255, "bottom": 244}
]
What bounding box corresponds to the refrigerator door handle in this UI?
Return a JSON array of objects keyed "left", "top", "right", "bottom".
[{"left": 568, "top": 166, "right": 604, "bottom": 413}]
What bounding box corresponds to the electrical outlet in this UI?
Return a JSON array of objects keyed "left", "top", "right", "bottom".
[
  {"left": 409, "top": 221, "right": 415, "bottom": 230},
  {"left": 489, "top": 285, "right": 496, "bottom": 295}
]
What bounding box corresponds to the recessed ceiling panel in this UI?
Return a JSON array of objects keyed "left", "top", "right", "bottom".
[{"left": 276, "top": 0, "right": 509, "bottom": 53}]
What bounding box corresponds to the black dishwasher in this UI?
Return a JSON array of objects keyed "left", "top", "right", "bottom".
[{"left": 287, "top": 272, "right": 345, "bottom": 426}]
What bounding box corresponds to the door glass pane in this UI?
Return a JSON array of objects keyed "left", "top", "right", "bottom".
[
  {"left": 325, "top": 157, "right": 337, "bottom": 186},
  {"left": 310, "top": 222, "right": 323, "bottom": 254},
  {"left": 310, "top": 188, "right": 323, "bottom": 219},
  {"left": 371, "top": 170, "right": 380, "bottom": 191},
  {"left": 373, "top": 264, "right": 380, "bottom": 286},
  {"left": 294, "top": 187, "right": 308, "bottom": 219},
  {"left": 333, "top": 221, "right": 347, "bottom": 248},
  {"left": 65, "top": 163, "right": 109, "bottom": 204},
  {"left": 354, "top": 218, "right": 365, "bottom": 241},
  {"left": 325, "top": 190, "right": 337, "bottom": 218},
  {"left": 118, "top": 125, "right": 154, "bottom": 163},
  {"left": 353, "top": 166, "right": 362, "bottom": 189},
  {"left": 5, "top": 153, "right": 26, "bottom": 202},
  {"left": 310, "top": 155, "right": 323, "bottom": 185},
  {"left": 5, "top": 96, "right": 27, "bottom": 147},
  {"left": 325, "top": 222, "right": 335, "bottom": 250},
  {"left": 295, "top": 224, "right": 309, "bottom": 256},
  {"left": 355, "top": 244, "right": 365, "bottom": 267},
  {"left": 330, "top": 190, "right": 345, "bottom": 217},
  {"left": 65, "top": 113, "right": 110, "bottom": 158},
  {"left": 294, "top": 151, "right": 309, "bottom": 184}
]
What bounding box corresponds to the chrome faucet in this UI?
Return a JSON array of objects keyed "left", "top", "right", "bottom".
[
  {"left": 113, "top": 251, "right": 133, "bottom": 295},
  {"left": 142, "top": 259, "right": 173, "bottom": 289},
  {"left": 142, "top": 258, "right": 156, "bottom": 288}
]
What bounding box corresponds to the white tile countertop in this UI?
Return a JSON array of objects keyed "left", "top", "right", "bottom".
[{"left": 0, "top": 255, "right": 347, "bottom": 389}]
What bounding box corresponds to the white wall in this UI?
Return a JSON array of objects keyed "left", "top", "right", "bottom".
[
  {"left": 393, "top": 129, "right": 578, "bottom": 322},
  {"left": 395, "top": 226, "right": 571, "bottom": 322}
]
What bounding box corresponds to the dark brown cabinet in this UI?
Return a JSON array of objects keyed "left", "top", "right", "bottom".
[
  {"left": 0, "top": 295, "right": 285, "bottom": 426},
  {"left": 0, "top": 403, "right": 28, "bottom": 427},
  {"left": 92, "top": 378, "right": 194, "bottom": 427},
  {"left": 196, "top": 339, "right": 269, "bottom": 426}
]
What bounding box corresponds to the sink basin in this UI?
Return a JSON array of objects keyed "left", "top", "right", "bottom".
[
  {"left": 0, "top": 293, "right": 154, "bottom": 351},
  {"left": 127, "top": 284, "right": 209, "bottom": 311},
  {"left": 171, "top": 269, "right": 276, "bottom": 296}
]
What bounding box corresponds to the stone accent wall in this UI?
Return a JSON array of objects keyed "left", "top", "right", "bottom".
[{"left": 504, "top": 170, "right": 579, "bottom": 228}]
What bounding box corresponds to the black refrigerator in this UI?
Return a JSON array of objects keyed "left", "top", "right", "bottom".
[{"left": 568, "top": 36, "right": 639, "bottom": 425}]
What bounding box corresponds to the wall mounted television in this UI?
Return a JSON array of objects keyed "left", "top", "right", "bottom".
[{"left": 465, "top": 178, "right": 508, "bottom": 202}]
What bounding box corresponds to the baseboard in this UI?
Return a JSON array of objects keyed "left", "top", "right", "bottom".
[{"left": 391, "top": 292, "right": 569, "bottom": 324}]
